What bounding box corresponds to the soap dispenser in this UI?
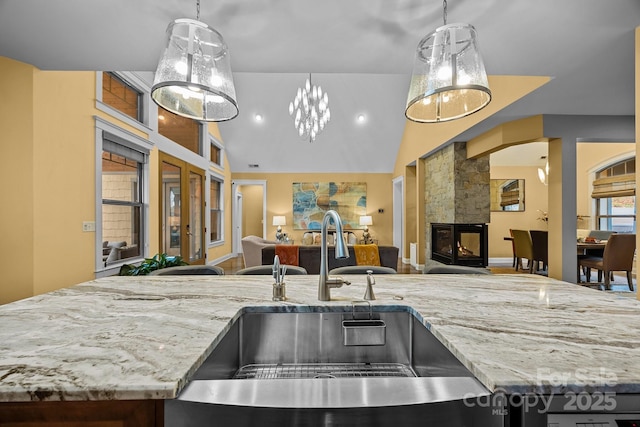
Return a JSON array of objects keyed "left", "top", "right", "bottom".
[{"left": 363, "top": 270, "right": 376, "bottom": 300}]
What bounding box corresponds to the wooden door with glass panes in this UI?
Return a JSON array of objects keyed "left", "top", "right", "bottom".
[{"left": 159, "top": 152, "right": 205, "bottom": 265}]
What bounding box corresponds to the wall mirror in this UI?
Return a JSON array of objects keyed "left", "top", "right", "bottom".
[{"left": 490, "top": 179, "right": 525, "bottom": 212}]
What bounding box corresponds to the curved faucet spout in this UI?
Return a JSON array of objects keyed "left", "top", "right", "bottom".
[{"left": 318, "top": 210, "right": 351, "bottom": 301}]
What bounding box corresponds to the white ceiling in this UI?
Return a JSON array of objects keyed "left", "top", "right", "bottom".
[{"left": 0, "top": 0, "right": 637, "bottom": 172}]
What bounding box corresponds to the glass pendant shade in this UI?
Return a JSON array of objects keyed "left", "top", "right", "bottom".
[
  {"left": 406, "top": 23, "right": 491, "bottom": 123},
  {"left": 152, "top": 18, "right": 238, "bottom": 122}
]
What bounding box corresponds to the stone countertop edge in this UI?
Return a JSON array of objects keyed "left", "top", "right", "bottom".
[{"left": 0, "top": 273, "right": 639, "bottom": 402}]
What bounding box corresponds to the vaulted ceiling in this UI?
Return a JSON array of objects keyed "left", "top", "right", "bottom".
[{"left": 0, "top": 0, "right": 637, "bottom": 172}]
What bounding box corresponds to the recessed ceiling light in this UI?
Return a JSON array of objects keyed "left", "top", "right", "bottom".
[
  {"left": 356, "top": 114, "right": 366, "bottom": 123},
  {"left": 255, "top": 114, "right": 263, "bottom": 122}
]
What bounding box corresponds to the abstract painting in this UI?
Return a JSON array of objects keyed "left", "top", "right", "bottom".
[{"left": 292, "top": 182, "right": 367, "bottom": 230}]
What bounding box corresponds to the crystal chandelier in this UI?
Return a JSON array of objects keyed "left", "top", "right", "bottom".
[
  {"left": 151, "top": 0, "right": 238, "bottom": 122},
  {"left": 288, "top": 74, "right": 330, "bottom": 142},
  {"left": 405, "top": 0, "right": 491, "bottom": 123}
]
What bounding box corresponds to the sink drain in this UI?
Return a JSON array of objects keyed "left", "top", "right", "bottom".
[
  {"left": 313, "top": 374, "right": 337, "bottom": 379},
  {"left": 233, "top": 363, "right": 416, "bottom": 379}
]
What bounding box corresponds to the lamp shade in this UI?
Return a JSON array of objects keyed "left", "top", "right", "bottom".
[
  {"left": 152, "top": 18, "right": 238, "bottom": 122},
  {"left": 359, "top": 216, "right": 373, "bottom": 227},
  {"left": 272, "top": 216, "right": 286, "bottom": 227},
  {"left": 406, "top": 23, "right": 491, "bottom": 123}
]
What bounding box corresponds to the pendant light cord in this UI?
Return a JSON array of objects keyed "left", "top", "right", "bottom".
[
  {"left": 443, "top": 0, "right": 447, "bottom": 25},
  {"left": 196, "top": 0, "right": 200, "bottom": 20}
]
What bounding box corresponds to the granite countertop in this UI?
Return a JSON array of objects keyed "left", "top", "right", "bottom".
[{"left": 0, "top": 274, "right": 639, "bottom": 402}]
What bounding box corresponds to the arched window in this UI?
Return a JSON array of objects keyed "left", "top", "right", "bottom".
[{"left": 592, "top": 157, "right": 635, "bottom": 232}]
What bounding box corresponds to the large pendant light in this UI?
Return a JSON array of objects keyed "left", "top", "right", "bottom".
[
  {"left": 151, "top": 0, "right": 238, "bottom": 122},
  {"left": 405, "top": 0, "right": 491, "bottom": 123},
  {"left": 288, "top": 74, "right": 330, "bottom": 143}
]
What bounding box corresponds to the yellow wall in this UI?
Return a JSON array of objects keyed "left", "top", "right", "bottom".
[
  {"left": 0, "top": 57, "right": 235, "bottom": 303},
  {"left": 404, "top": 166, "right": 417, "bottom": 260},
  {"left": 32, "top": 70, "right": 99, "bottom": 295},
  {"left": 231, "top": 172, "right": 394, "bottom": 245},
  {"left": 0, "top": 57, "right": 35, "bottom": 304},
  {"left": 488, "top": 166, "right": 549, "bottom": 258},
  {"left": 0, "top": 60, "right": 104, "bottom": 302},
  {"left": 635, "top": 26, "right": 639, "bottom": 300}
]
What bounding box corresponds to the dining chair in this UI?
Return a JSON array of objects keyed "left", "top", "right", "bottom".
[
  {"left": 511, "top": 229, "right": 534, "bottom": 273},
  {"left": 529, "top": 230, "right": 548, "bottom": 273},
  {"left": 148, "top": 265, "right": 225, "bottom": 275},
  {"left": 578, "top": 233, "right": 636, "bottom": 290},
  {"left": 235, "top": 265, "right": 308, "bottom": 275},
  {"left": 584, "top": 230, "right": 617, "bottom": 258},
  {"left": 508, "top": 229, "right": 517, "bottom": 268},
  {"left": 329, "top": 266, "right": 397, "bottom": 275}
]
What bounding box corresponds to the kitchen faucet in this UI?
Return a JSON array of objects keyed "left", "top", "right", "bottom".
[{"left": 318, "top": 210, "right": 351, "bottom": 301}]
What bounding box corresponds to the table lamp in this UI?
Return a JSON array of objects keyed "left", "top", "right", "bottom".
[
  {"left": 360, "top": 215, "right": 373, "bottom": 244},
  {"left": 273, "top": 216, "right": 286, "bottom": 242}
]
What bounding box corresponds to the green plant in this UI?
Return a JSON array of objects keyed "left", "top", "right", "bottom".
[{"left": 118, "top": 253, "right": 188, "bottom": 276}]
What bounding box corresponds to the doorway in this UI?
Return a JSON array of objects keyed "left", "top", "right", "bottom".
[
  {"left": 232, "top": 180, "right": 267, "bottom": 254},
  {"left": 159, "top": 152, "right": 206, "bottom": 264}
]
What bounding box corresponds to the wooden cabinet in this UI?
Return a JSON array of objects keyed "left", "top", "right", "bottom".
[{"left": 0, "top": 400, "right": 163, "bottom": 427}]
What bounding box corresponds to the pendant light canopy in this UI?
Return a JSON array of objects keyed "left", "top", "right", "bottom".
[
  {"left": 405, "top": 1, "right": 491, "bottom": 123},
  {"left": 152, "top": 17, "right": 238, "bottom": 122}
]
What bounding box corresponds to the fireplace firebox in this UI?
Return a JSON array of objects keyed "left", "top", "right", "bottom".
[{"left": 431, "top": 223, "right": 488, "bottom": 267}]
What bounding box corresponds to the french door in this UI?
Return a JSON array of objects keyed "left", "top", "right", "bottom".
[{"left": 159, "top": 152, "right": 206, "bottom": 265}]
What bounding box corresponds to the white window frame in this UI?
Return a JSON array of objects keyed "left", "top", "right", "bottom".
[
  {"left": 209, "top": 171, "right": 225, "bottom": 247},
  {"left": 593, "top": 156, "right": 636, "bottom": 233},
  {"left": 95, "top": 71, "right": 153, "bottom": 135},
  {"left": 209, "top": 135, "right": 225, "bottom": 170},
  {"left": 94, "top": 116, "right": 153, "bottom": 277}
]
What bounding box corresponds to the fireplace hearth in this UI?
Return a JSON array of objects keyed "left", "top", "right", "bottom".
[{"left": 431, "top": 223, "right": 488, "bottom": 267}]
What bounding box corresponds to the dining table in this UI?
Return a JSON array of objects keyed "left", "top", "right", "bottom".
[{"left": 577, "top": 240, "right": 606, "bottom": 254}]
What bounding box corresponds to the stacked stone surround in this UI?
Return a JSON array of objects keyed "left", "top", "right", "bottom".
[{"left": 424, "top": 142, "right": 490, "bottom": 261}]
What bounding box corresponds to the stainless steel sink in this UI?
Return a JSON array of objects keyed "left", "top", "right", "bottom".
[{"left": 165, "top": 306, "right": 504, "bottom": 427}]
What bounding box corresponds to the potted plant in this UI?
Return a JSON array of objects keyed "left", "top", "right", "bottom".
[{"left": 118, "top": 253, "right": 188, "bottom": 276}]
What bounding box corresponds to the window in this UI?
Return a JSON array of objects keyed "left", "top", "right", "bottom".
[
  {"left": 210, "top": 177, "right": 223, "bottom": 243},
  {"left": 102, "top": 136, "right": 145, "bottom": 266},
  {"left": 210, "top": 140, "right": 222, "bottom": 166},
  {"left": 102, "top": 72, "right": 142, "bottom": 121},
  {"left": 158, "top": 106, "right": 202, "bottom": 155},
  {"left": 593, "top": 157, "right": 636, "bottom": 233}
]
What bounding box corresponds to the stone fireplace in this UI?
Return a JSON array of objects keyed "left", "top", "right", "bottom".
[{"left": 424, "top": 142, "right": 490, "bottom": 267}]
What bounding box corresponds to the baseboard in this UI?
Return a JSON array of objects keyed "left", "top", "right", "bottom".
[
  {"left": 489, "top": 257, "right": 514, "bottom": 266},
  {"left": 209, "top": 252, "right": 236, "bottom": 266}
]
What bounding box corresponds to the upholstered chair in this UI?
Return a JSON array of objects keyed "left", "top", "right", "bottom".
[{"left": 579, "top": 233, "right": 636, "bottom": 290}]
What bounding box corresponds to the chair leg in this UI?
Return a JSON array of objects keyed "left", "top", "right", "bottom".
[
  {"left": 585, "top": 268, "right": 591, "bottom": 282},
  {"left": 577, "top": 264, "right": 582, "bottom": 283},
  {"left": 528, "top": 260, "right": 534, "bottom": 274},
  {"left": 597, "top": 270, "right": 603, "bottom": 282},
  {"left": 604, "top": 270, "right": 611, "bottom": 290},
  {"left": 626, "top": 271, "right": 634, "bottom": 291}
]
